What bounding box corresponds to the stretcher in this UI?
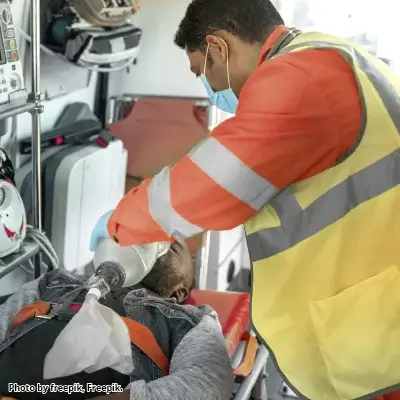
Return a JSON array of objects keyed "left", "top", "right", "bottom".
[
  {"left": 0, "top": 287, "right": 268, "bottom": 400},
  {"left": 187, "top": 289, "right": 269, "bottom": 400}
]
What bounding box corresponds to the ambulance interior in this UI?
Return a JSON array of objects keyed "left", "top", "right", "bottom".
[{"left": 0, "top": 0, "right": 397, "bottom": 399}]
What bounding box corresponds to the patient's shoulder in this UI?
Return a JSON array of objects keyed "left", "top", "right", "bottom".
[
  {"left": 181, "top": 303, "right": 217, "bottom": 319},
  {"left": 183, "top": 305, "right": 223, "bottom": 336},
  {"left": 40, "top": 269, "right": 85, "bottom": 286},
  {"left": 38, "top": 270, "right": 86, "bottom": 301}
]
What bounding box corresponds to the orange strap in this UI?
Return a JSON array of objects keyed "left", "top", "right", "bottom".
[
  {"left": 233, "top": 332, "right": 258, "bottom": 377},
  {"left": 10, "top": 301, "right": 51, "bottom": 331},
  {"left": 122, "top": 317, "right": 169, "bottom": 375}
]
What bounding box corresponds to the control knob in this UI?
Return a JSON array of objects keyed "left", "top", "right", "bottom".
[
  {"left": 9, "top": 74, "right": 20, "bottom": 90},
  {"left": 1, "top": 9, "right": 11, "bottom": 25}
]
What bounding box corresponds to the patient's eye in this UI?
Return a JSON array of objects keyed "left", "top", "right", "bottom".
[{"left": 171, "top": 240, "right": 183, "bottom": 253}]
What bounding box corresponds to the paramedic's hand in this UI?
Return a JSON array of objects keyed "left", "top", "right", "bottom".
[{"left": 90, "top": 210, "right": 113, "bottom": 251}]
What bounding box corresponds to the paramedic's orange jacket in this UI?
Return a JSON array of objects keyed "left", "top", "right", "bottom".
[{"left": 107, "top": 25, "right": 362, "bottom": 245}]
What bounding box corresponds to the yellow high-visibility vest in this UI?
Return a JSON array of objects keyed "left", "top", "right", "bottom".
[{"left": 245, "top": 31, "right": 400, "bottom": 400}]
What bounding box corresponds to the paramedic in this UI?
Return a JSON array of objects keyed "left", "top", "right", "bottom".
[
  {"left": 0, "top": 240, "right": 232, "bottom": 400},
  {"left": 90, "top": 0, "right": 400, "bottom": 399}
]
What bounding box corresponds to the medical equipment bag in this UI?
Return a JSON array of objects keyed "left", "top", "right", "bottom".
[{"left": 15, "top": 105, "right": 127, "bottom": 272}]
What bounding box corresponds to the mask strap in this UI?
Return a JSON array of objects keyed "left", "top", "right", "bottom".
[
  {"left": 203, "top": 43, "right": 210, "bottom": 75},
  {"left": 203, "top": 40, "right": 231, "bottom": 89},
  {"left": 224, "top": 40, "right": 231, "bottom": 89}
]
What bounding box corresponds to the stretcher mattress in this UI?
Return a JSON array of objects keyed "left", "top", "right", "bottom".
[
  {"left": 108, "top": 98, "right": 209, "bottom": 179},
  {"left": 186, "top": 289, "right": 250, "bottom": 357},
  {"left": 15, "top": 141, "right": 127, "bottom": 272}
]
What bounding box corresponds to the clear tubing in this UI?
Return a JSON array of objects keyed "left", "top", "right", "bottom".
[{"left": 86, "top": 275, "right": 111, "bottom": 299}]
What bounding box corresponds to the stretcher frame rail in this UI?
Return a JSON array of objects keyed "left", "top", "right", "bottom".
[
  {"left": 106, "top": 93, "right": 210, "bottom": 126},
  {"left": 233, "top": 345, "right": 269, "bottom": 400}
]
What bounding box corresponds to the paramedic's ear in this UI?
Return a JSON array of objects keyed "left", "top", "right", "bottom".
[
  {"left": 205, "top": 34, "right": 228, "bottom": 64},
  {"left": 172, "top": 287, "right": 189, "bottom": 304}
]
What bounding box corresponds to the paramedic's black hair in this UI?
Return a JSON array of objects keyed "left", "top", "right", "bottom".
[
  {"left": 174, "top": 0, "right": 284, "bottom": 52},
  {"left": 141, "top": 239, "right": 195, "bottom": 302}
]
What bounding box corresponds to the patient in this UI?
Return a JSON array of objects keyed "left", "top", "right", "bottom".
[{"left": 0, "top": 240, "right": 232, "bottom": 400}]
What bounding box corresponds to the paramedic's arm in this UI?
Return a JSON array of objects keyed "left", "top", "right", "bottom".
[{"left": 107, "top": 57, "right": 343, "bottom": 246}]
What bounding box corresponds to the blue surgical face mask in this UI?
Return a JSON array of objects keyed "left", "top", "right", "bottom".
[{"left": 200, "top": 42, "right": 238, "bottom": 114}]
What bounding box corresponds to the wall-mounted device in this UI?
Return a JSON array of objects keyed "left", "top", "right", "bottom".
[
  {"left": 64, "top": 25, "right": 142, "bottom": 70},
  {"left": 0, "top": 0, "right": 27, "bottom": 111},
  {"left": 73, "top": 0, "right": 138, "bottom": 28},
  {"left": 42, "top": 0, "right": 142, "bottom": 71}
]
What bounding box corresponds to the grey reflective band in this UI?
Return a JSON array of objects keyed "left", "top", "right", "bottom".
[
  {"left": 248, "top": 149, "right": 400, "bottom": 261},
  {"left": 279, "top": 41, "right": 400, "bottom": 131},
  {"left": 189, "top": 137, "right": 279, "bottom": 210},
  {"left": 269, "top": 187, "right": 301, "bottom": 226},
  {"left": 265, "top": 28, "right": 302, "bottom": 61},
  {"left": 148, "top": 167, "right": 203, "bottom": 238},
  {"left": 247, "top": 43, "right": 400, "bottom": 262}
]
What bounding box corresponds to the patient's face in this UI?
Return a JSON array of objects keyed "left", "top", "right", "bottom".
[{"left": 140, "top": 240, "right": 195, "bottom": 303}]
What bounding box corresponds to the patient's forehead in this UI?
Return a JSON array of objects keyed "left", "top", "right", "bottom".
[{"left": 169, "top": 239, "right": 193, "bottom": 272}]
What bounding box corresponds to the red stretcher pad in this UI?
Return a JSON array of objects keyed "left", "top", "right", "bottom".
[
  {"left": 186, "top": 290, "right": 250, "bottom": 357},
  {"left": 108, "top": 98, "right": 209, "bottom": 180}
]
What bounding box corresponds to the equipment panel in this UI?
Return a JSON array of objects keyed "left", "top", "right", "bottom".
[{"left": 0, "top": 0, "right": 27, "bottom": 109}]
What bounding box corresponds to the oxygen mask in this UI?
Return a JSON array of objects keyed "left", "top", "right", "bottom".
[{"left": 43, "top": 239, "right": 170, "bottom": 380}]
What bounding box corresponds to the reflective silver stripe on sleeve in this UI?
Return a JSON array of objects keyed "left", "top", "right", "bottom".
[
  {"left": 247, "top": 46, "right": 400, "bottom": 262},
  {"left": 148, "top": 167, "right": 203, "bottom": 238},
  {"left": 188, "top": 137, "right": 279, "bottom": 210}
]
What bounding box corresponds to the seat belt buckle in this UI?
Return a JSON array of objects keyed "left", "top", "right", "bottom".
[{"left": 35, "top": 302, "right": 60, "bottom": 320}]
